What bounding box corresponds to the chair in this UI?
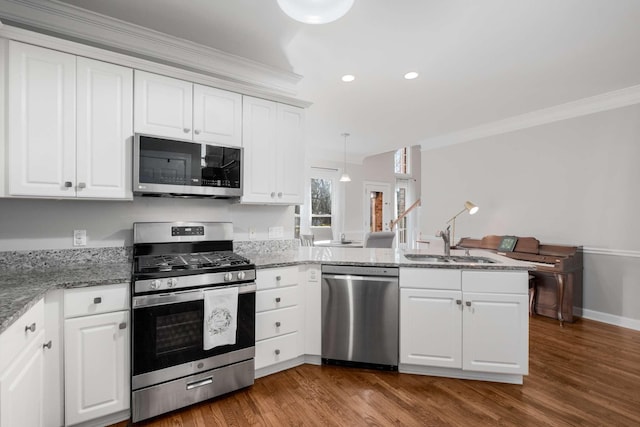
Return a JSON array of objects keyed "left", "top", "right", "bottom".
[
  {"left": 300, "top": 234, "right": 314, "bottom": 247},
  {"left": 363, "top": 231, "right": 396, "bottom": 248}
]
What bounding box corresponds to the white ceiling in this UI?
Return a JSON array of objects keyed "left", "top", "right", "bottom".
[{"left": 53, "top": 0, "right": 640, "bottom": 162}]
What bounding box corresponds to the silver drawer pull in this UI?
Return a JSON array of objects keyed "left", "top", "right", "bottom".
[
  {"left": 183, "top": 128, "right": 190, "bottom": 133},
  {"left": 186, "top": 377, "right": 213, "bottom": 390},
  {"left": 77, "top": 182, "right": 86, "bottom": 189},
  {"left": 465, "top": 301, "right": 472, "bottom": 307},
  {"left": 25, "top": 323, "right": 36, "bottom": 333},
  {"left": 276, "top": 276, "right": 281, "bottom": 281},
  {"left": 194, "top": 129, "right": 201, "bottom": 135},
  {"left": 274, "top": 349, "right": 280, "bottom": 355},
  {"left": 119, "top": 322, "right": 127, "bottom": 330},
  {"left": 64, "top": 181, "right": 72, "bottom": 188},
  {"left": 275, "top": 297, "right": 281, "bottom": 303},
  {"left": 93, "top": 297, "right": 102, "bottom": 304},
  {"left": 275, "top": 321, "right": 281, "bottom": 327},
  {"left": 456, "top": 299, "right": 462, "bottom": 305},
  {"left": 43, "top": 340, "right": 52, "bottom": 350}
]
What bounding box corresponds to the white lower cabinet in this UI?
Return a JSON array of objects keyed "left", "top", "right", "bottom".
[
  {"left": 254, "top": 267, "right": 304, "bottom": 375},
  {"left": 399, "top": 268, "right": 529, "bottom": 382},
  {"left": 63, "top": 284, "right": 130, "bottom": 426}
]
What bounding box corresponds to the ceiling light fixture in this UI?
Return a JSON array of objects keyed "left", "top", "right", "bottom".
[
  {"left": 277, "top": 0, "right": 355, "bottom": 25},
  {"left": 341, "top": 74, "right": 355, "bottom": 82},
  {"left": 404, "top": 71, "right": 419, "bottom": 80},
  {"left": 339, "top": 132, "right": 351, "bottom": 182}
]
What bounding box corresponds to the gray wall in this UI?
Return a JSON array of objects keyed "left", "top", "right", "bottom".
[{"left": 420, "top": 103, "right": 640, "bottom": 325}]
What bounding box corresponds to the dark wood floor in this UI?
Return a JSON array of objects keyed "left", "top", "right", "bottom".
[{"left": 117, "top": 316, "right": 640, "bottom": 426}]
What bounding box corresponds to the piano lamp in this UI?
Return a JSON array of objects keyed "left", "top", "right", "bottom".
[
  {"left": 446, "top": 201, "right": 479, "bottom": 246},
  {"left": 277, "top": 0, "right": 355, "bottom": 24}
]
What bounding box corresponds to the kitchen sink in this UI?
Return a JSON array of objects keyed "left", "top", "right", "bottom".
[{"left": 403, "top": 254, "right": 497, "bottom": 264}]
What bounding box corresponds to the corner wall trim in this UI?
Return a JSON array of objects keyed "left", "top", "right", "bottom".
[
  {"left": 576, "top": 308, "right": 640, "bottom": 332},
  {"left": 420, "top": 84, "right": 640, "bottom": 151}
]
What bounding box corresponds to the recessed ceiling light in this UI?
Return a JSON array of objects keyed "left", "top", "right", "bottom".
[
  {"left": 341, "top": 74, "right": 355, "bottom": 82},
  {"left": 404, "top": 72, "right": 419, "bottom": 80}
]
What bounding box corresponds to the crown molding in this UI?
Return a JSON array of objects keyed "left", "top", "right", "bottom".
[
  {"left": 0, "top": 0, "right": 302, "bottom": 97},
  {"left": 420, "top": 84, "right": 640, "bottom": 151}
]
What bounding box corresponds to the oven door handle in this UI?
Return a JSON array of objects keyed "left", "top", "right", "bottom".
[{"left": 132, "top": 282, "right": 256, "bottom": 309}]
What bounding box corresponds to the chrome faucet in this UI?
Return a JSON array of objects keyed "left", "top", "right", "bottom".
[{"left": 437, "top": 225, "right": 451, "bottom": 257}]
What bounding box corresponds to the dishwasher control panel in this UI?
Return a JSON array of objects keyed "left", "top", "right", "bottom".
[{"left": 321, "top": 264, "right": 399, "bottom": 277}]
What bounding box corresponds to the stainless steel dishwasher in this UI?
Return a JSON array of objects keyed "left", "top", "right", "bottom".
[{"left": 321, "top": 264, "right": 399, "bottom": 370}]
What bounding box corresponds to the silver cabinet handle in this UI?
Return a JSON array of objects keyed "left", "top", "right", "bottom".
[
  {"left": 456, "top": 299, "right": 462, "bottom": 305},
  {"left": 465, "top": 301, "right": 472, "bottom": 307},
  {"left": 77, "top": 182, "right": 86, "bottom": 189},
  {"left": 277, "top": 192, "right": 283, "bottom": 198},
  {"left": 43, "top": 340, "right": 52, "bottom": 350},
  {"left": 274, "top": 349, "right": 280, "bottom": 355},
  {"left": 64, "top": 181, "right": 72, "bottom": 188},
  {"left": 25, "top": 323, "right": 36, "bottom": 333},
  {"left": 270, "top": 192, "right": 276, "bottom": 198},
  {"left": 93, "top": 297, "right": 102, "bottom": 304},
  {"left": 119, "top": 322, "right": 127, "bottom": 330},
  {"left": 183, "top": 128, "right": 190, "bottom": 133},
  {"left": 194, "top": 129, "right": 200, "bottom": 135},
  {"left": 275, "top": 321, "right": 281, "bottom": 327},
  {"left": 275, "top": 297, "right": 281, "bottom": 303},
  {"left": 186, "top": 377, "right": 213, "bottom": 390},
  {"left": 276, "top": 276, "right": 281, "bottom": 281}
]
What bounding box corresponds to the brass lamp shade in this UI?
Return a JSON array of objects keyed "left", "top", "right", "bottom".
[{"left": 465, "top": 201, "right": 479, "bottom": 215}]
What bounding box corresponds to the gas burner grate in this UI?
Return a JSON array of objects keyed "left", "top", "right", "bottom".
[{"left": 136, "top": 251, "right": 250, "bottom": 274}]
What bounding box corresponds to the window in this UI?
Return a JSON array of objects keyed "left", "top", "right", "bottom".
[
  {"left": 394, "top": 147, "right": 410, "bottom": 175},
  {"left": 311, "top": 178, "right": 332, "bottom": 227},
  {"left": 395, "top": 185, "right": 407, "bottom": 245},
  {"left": 294, "top": 205, "right": 301, "bottom": 238}
]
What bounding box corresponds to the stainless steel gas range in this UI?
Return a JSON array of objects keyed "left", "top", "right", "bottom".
[{"left": 130, "top": 222, "right": 256, "bottom": 423}]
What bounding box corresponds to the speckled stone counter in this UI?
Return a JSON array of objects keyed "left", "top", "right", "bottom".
[{"left": 0, "top": 263, "right": 132, "bottom": 334}]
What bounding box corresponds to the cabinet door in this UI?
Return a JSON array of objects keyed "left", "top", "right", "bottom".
[
  {"left": 77, "top": 58, "right": 133, "bottom": 199},
  {"left": 0, "top": 329, "right": 45, "bottom": 427},
  {"left": 193, "top": 84, "right": 242, "bottom": 146},
  {"left": 8, "top": 41, "right": 76, "bottom": 197},
  {"left": 64, "top": 310, "right": 130, "bottom": 426},
  {"left": 134, "top": 70, "right": 193, "bottom": 139},
  {"left": 462, "top": 292, "right": 529, "bottom": 374},
  {"left": 400, "top": 289, "right": 462, "bottom": 368},
  {"left": 241, "top": 96, "right": 277, "bottom": 203},
  {"left": 304, "top": 265, "right": 322, "bottom": 357},
  {"left": 275, "top": 104, "right": 305, "bottom": 204}
]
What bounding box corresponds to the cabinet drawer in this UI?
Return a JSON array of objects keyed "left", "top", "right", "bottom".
[
  {"left": 256, "top": 267, "right": 299, "bottom": 290},
  {"left": 64, "top": 283, "right": 129, "bottom": 318},
  {"left": 462, "top": 271, "right": 528, "bottom": 294},
  {"left": 400, "top": 268, "right": 461, "bottom": 290},
  {"left": 255, "top": 332, "right": 300, "bottom": 370},
  {"left": 255, "top": 306, "right": 299, "bottom": 341},
  {"left": 0, "top": 298, "right": 45, "bottom": 373},
  {"left": 256, "top": 286, "right": 299, "bottom": 312}
]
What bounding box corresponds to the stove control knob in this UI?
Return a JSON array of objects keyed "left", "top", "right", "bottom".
[
  {"left": 167, "top": 278, "right": 178, "bottom": 288},
  {"left": 149, "top": 280, "right": 161, "bottom": 290},
  {"left": 237, "top": 271, "right": 246, "bottom": 280},
  {"left": 224, "top": 272, "right": 234, "bottom": 282}
]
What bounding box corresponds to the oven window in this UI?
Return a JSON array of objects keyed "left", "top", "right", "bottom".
[
  {"left": 132, "top": 292, "right": 255, "bottom": 376},
  {"left": 156, "top": 311, "right": 202, "bottom": 356}
]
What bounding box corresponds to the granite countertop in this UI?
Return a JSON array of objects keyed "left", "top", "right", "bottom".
[
  {"left": 1, "top": 246, "right": 533, "bottom": 335},
  {"left": 0, "top": 263, "right": 132, "bottom": 334}
]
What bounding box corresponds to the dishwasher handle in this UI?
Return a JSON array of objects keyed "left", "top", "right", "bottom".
[{"left": 322, "top": 274, "right": 398, "bottom": 283}]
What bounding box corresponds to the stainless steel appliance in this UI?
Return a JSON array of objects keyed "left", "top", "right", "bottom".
[
  {"left": 133, "top": 133, "right": 243, "bottom": 198},
  {"left": 321, "top": 265, "right": 399, "bottom": 370},
  {"left": 131, "top": 222, "right": 255, "bottom": 422}
]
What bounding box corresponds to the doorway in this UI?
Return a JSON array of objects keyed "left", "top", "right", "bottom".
[{"left": 363, "top": 182, "right": 391, "bottom": 233}]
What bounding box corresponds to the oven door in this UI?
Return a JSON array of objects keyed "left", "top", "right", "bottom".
[{"left": 131, "top": 283, "right": 255, "bottom": 390}]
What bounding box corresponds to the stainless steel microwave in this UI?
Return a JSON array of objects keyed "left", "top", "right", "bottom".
[{"left": 133, "top": 134, "right": 243, "bottom": 198}]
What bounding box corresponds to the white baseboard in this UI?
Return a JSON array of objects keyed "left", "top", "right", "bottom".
[{"left": 575, "top": 307, "right": 640, "bottom": 331}]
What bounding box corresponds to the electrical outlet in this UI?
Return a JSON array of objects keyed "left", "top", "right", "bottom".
[
  {"left": 248, "top": 227, "right": 256, "bottom": 240},
  {"left": 73, "top": 229, "right": 87, "bottom": 246},
  {"left": 307, "top": 268, "right": 319, "bottom": 283},
  {"left": 268, "top": 226, "right": 283, "bottom": 239}
]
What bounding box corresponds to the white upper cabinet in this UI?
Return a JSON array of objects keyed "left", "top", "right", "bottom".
[
  {"left": 7, "top": 41, "right": 133, "bottom": 199},
  {"left": 8, "top": 41, "right": 76, "bottom": 198},
  {"left": 134, "top": 70, "right": 193, "bottom": 140},
  {"left": 76, "top": 57, "right": 133, "bottom": 199},
  {"left": 241, "top": 96, "right": 305, "bottom": 204},
  {"left": 134, "top": 70, "right": 242, "bottom": 146}
]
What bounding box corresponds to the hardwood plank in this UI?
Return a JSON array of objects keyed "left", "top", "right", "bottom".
[{"left": 113, "top": 316, "right": 640, "bottom": 426}]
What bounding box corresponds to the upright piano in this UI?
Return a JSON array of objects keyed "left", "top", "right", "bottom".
[{"left": 457, "top": 235, "right": 583, "bottom": 323}]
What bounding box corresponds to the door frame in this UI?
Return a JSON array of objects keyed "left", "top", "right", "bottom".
[{"left": 363, "top": 181, "right": 392, "bottom": 235}]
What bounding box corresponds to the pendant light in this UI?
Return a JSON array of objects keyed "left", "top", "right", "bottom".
[
  {"left": 339, "top": 132, "right": 351, "bottom": 182},
  {"left": 277, "top": 0, "right": 355, "bottom": 25}
]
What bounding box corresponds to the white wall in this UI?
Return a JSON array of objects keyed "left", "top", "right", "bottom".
[
  {"left": 420, "top": 103, "right": 640, "bottom": 324},
  {"left": 0, "top": 197, "right": 293, "bottom": 251}
]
